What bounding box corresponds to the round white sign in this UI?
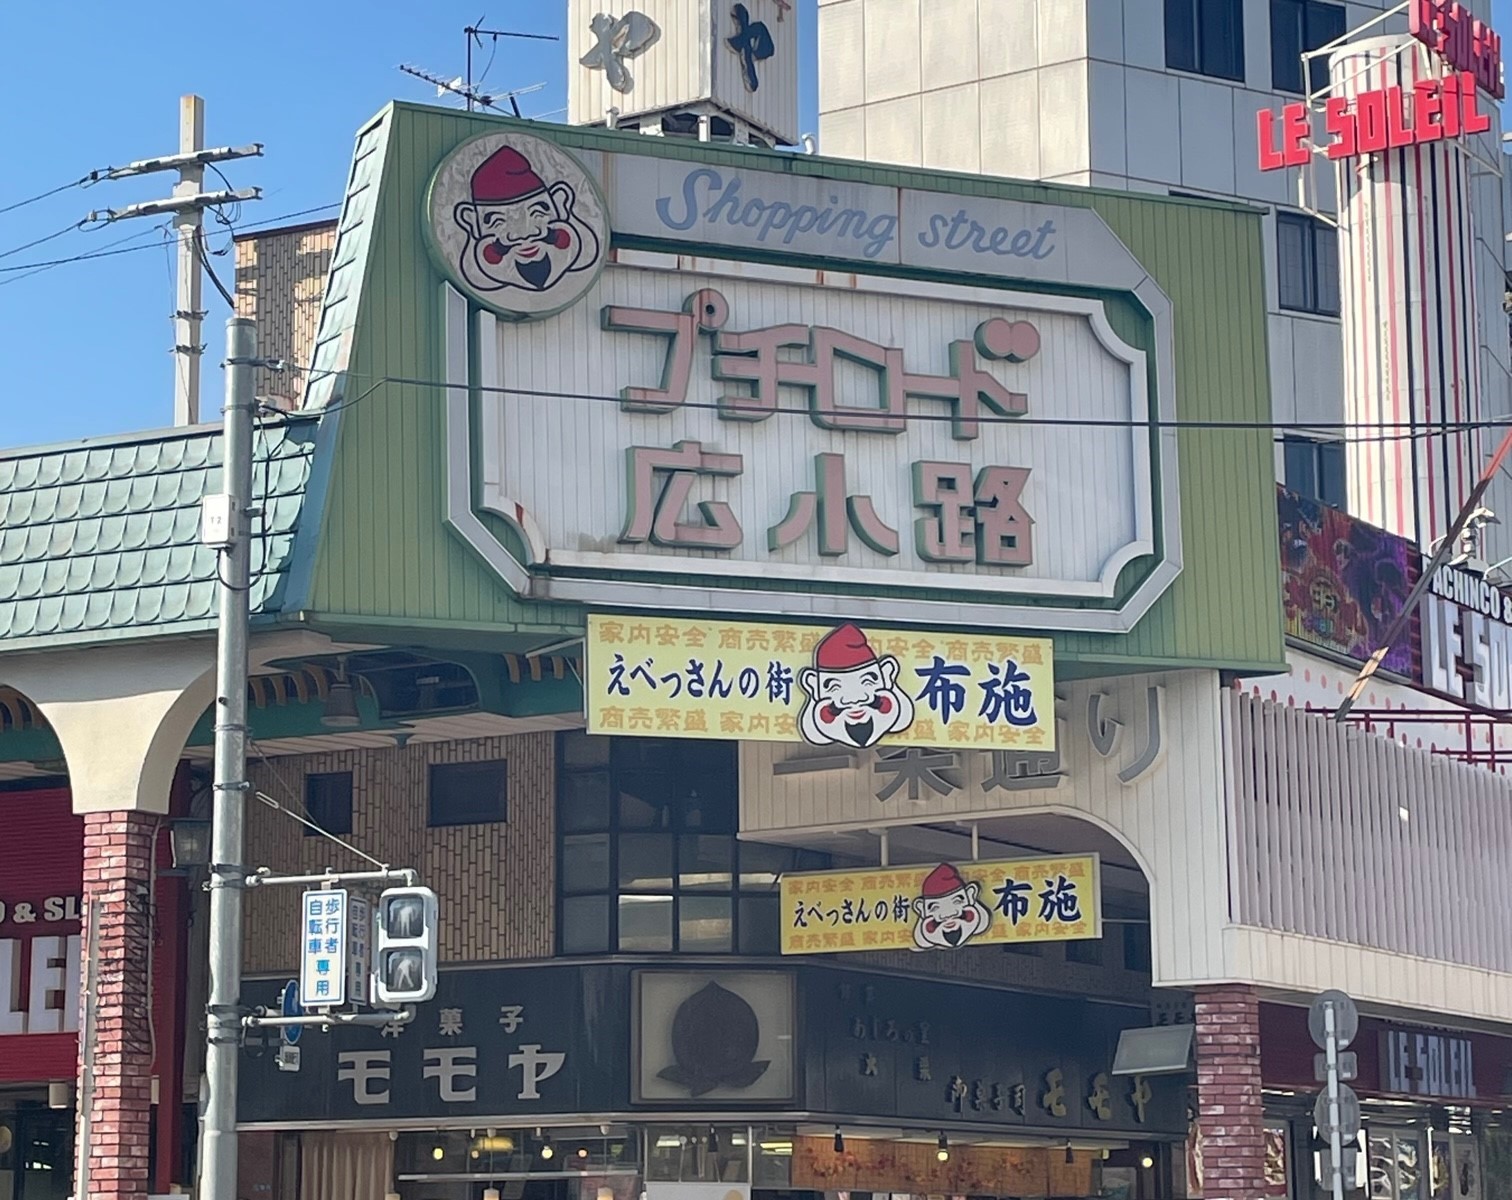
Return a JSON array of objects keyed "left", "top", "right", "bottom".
[{"left": 426, "top": 131, "right": 608, "bottom": 320}]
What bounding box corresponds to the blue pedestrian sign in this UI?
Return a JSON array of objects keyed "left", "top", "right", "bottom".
[
  {"left": 279, "top": 980, "right": 303, "bottom": 1045},
  {"left": 299, "top": 888, "right": 348, "bottom": 1009}
]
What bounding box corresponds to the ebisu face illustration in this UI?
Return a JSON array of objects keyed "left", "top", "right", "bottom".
[
  {"left": 797, "top": 623, "right": 915, "bottom": 749},
  {"left": 453, "top": 145, "right": 600, "bottom": 294},
  {"left": 911, "top": 863, "right": 992, "bottom": 951},
  {"left": 428, "top": 133, "right": 608, "bottom": 319}
]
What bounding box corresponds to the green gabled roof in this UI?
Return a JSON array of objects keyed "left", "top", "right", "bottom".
[{"left": 0, "top": 416, "right": 317, "bottom": 649}]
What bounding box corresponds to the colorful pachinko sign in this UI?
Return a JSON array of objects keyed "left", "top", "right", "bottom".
[
  {"left": 585, "top": 614, "right": 1054, "bottom": 749},
  {"left": 777, "top": 855, "right": 1101, "bottom": 955}
]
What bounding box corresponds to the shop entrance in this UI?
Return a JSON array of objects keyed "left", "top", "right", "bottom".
[{"left": 0, "top": 1094, "right": 73, "bottom": 1200}]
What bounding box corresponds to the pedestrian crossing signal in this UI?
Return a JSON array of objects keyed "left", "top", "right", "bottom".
[{"left": 373, "top": 886, "right": 438, "bottom": 1004}]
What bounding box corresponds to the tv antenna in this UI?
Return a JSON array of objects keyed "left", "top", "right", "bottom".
[
  {"left": 398, "top": 64, "right": 547, "bottom": 117},
  {"left": 463, "top": 19, "right": 559, "bottom": 112}
]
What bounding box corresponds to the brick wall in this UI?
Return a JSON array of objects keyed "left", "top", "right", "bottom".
[
  {"left": 1194, "top": 984, "right": 1265, "bottom": 1200},
  {"left": 233, "top": 221, "right": 336, "bottom": 409},
  {"left": 78, "top": 811, "right": 157, "bottom": 1200},
  {"left": 242, "top": 734, "right": 554, "bottom": 973}
]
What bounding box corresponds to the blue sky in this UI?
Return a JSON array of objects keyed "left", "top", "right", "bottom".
[
  {"left": 0, "top": 0, "right": 819, "bottom": 450},
  {"left": 0, "top": 1, "right": 1505, "bottom": 452}
]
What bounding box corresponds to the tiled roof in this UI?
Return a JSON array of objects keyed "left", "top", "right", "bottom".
[{"left": 0, "top": 416, "right": 316, "bottom": 647}]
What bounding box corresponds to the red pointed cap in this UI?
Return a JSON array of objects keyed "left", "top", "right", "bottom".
[
  {"left": 920, "top": 863, "right": 968, "bottom": 899},
  {"left": 470, "top": 145, "right": 547, "bottom": 203},
  {"left": 813, "top": 623, "right": 879, "bottom": 672}
]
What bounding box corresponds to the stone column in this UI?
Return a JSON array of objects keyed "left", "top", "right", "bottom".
[
  {"left": 77, "top": 811, "right": 159, "bottom": 1200},
  {"left": 1194, "top": 984, "right": 1265, "bottom": 1200}
]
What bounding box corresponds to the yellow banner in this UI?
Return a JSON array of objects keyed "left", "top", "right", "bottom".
[
  {"left": 586, "top": 615, "right": 1054, "bottom": 749},
  {"left": 778, "top": 856, "right": 1100, "bottom": 955}
]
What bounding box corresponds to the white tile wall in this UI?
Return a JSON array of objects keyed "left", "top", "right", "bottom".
[
  {"left": 1038, "top": 60, "right": 1090, "bottom": 177},
  {"left": 818, "top": 0, "right": 866, "bottom": 112},
  {"left": 1087, "top": 60, "right": 1128, "bottom": 177},
  {"left": 863, "top": 0, "right": 922, "bottom": 102},
  {"left": 922, "top": 83, "right": 984, "bottom": 173},
  {"left": 864, "top": 93, "right": 923, "bottom": 162},
  {"left": 1086, "top": 0, "right": 1125, "bottom": 63},
  {"left": 1121, "top": 67, "right": 1180, "bottom": 186},
  {"left": 1119, "top": 0, "right": 1163, "bottom": 69},
  {"left": 977, "top": 0, "right": 1040, "bottom": 76},
  {"left": 821, "top": 105, "right": 867, "bottom": 159},
  {"left": 922, "top": 0, "right": 982, "bottom": 90},
  {"left": 1288, "top": 315, "right": 1346, "bottom": 427},
  {"left": 980, "top": 69, "right": 1043, "bottom": 178},
  {"left": 1038, "top": 0, "right": 1089, "bottom": 66},
  {"left": 1176, "top": 77, "right": 1237, "bottom": 194}
]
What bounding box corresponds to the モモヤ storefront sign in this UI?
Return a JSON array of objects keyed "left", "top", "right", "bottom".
[
  {"left": 777, "top": 855, "right": 1100, "bottom": 955},
  {"left": 1380, "top": 1024, "right": 1477, "bottom": 1099},
  {"left": 586, "top": 615, "right": 1054, "bottom": 749},
  {"left": 1257, "top": 71, "right": 1491, "bottom": 171}
]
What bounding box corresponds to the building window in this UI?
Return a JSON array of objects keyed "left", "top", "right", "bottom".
[
  {"left": 427, "top": 759, "right": 508, "bottom": 827},
  {"left": 1276, "top": 211, "right": 1339, "bottom": 316},
  {"left": 1270, "top": 0, "right": 1346, "bottom": 94},
  {"left": 557, "top": 732, "right": 828, "bottom": 954},
  {"left": 1284, "top": 435, "right": 1346, "bottom": 509},
  {"left": 1123, "top": 922, "right": 1153, "bottom": 973},
  {"left": 303, "top": 771, "right": 353, "bottom": 836},
  {"left": 1166, "top": 0, "right": 1245, "bottom": 82}
]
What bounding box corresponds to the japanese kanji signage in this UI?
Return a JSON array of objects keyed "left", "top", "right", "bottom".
[
  {"left": 586, "top": 615, "right": 1054, "bottom": 749},
  {"left": 446, "top": 139, "right": 1180, "bottom": 633},
  {"left": 778, "top": 855, "right": 1100, "bottom": 955},
  {"left": 300, "top": 889, "right": 348, "bottom": 1009}
]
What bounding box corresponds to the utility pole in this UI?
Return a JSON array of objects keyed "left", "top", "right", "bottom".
[
  {"left": 87, "top": 95, "right": 261, "bottom": 424},
  {"left": 198, "top": 317, "right": 257, "bottom": 1200}
]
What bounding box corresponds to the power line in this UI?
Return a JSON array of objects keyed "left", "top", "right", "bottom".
[
  {"left": 0, "top": 203, "right": 338, "bottom": 277},
  {"left": 310, "top": 370, "right": 1511, "bottom": 445},
  {"left": 0, "top": 173, "right": 96, "bottom": 218},
  {"left": 0, "top": 219, "right": 85, "bottom": 261}
]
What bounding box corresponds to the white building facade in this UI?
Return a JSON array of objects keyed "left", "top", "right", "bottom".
[{"left": 818, "top": 0, "right": 1512, "bottom": 550}]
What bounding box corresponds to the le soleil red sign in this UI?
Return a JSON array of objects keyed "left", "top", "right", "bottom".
[
  {"left": 1412, "top": 0, "right": 1503, "bottom": 99},
  {"left": 1258, "top": 71, "right": 1491, "bottom": 171}
]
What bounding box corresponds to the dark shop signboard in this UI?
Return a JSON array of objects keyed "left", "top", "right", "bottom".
[
  {"left": 802, "top": 967, "right": 1185, "bottom": 1139},
  {"left": 240, "top": 962, "right": 1185, "bottom": 1134},
  {"left": 238, "top": 963, "right": 630, "bottom": 1125}
]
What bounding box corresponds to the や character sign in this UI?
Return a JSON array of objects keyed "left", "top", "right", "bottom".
[
  {"left": 798, "top": 624, "right": 915, "bottom": 749},
  {"left": 911, "top": 863, "right": 993, "bottom": 951}
]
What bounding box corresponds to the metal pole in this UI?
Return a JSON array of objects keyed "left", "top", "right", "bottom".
[
  {"left": 1324, "top": 1001, "right": 1345, "bottom": 1200},
  {"left": 199, "top": 317, "right": 257, "bottom": 1200},
  {"left": 173, "top": 95, "right": 207, "bottom": 425}
]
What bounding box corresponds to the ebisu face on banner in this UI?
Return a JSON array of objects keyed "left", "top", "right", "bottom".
[
  {"left": 777, "top": 855, "right": 1101, "bottom": 956},
  {"left": 422, "top": 129, "right": 1182, "bottom": 635},
  {"left": 585, "top": 614, "right": 1053, "bottom": 750}
]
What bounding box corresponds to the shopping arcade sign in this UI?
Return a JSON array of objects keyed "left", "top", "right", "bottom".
[{"left": 432, "top": 134, "right": 1181, "bottom": 634}]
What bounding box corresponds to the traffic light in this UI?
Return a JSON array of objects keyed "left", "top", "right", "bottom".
[{"left": 373, "top": 886, "right": 438, "bottom": 1005}]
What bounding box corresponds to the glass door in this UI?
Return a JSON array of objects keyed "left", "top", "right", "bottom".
[{"left": 1369, "top": 1128, "right": 1425, "bottom": 1200}]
